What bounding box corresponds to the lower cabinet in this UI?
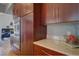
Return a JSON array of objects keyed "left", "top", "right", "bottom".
[{"left": 33, "top": 44, "right": 66, "bottom": 56}]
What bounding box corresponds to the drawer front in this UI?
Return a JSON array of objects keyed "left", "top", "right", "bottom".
[
  {"left": 34, "top": 44, "right": 49, "bottom": 56},
  {"left": 34, "top": 44, "right": 65, "bottom": 56}
]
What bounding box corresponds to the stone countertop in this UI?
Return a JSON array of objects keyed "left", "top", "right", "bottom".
[{"left": 34, "top": 39, "right": 79, "bottom": 56}]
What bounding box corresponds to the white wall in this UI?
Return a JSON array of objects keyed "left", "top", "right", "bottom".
[{"left": 0, "top": 13, "right": 14, "bottom": 41}]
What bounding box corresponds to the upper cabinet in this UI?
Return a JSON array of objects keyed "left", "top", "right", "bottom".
[
  {"left": 62, "top": 4, "right": 79, "bottom": 22},
  {"left": 20, "top": 3, "right": 33, "bottom": 17},
  {"left": 46, "top": 3, "right": 63, "bottom": 24},
  {"left": 46, "top": 3, "right": 79, "bottom": 24},
  {"left": 13, "top": 3, "right": 33, "bottom": 17}
]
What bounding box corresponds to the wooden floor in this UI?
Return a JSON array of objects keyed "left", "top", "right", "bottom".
[
  {"left": 0, "top": 38, "right": 16, "bottom": 56},
  {"left": 7, "top": 51, "right": 17, "bottom": 56}
]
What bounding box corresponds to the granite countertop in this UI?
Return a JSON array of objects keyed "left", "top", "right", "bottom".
[{"left": 34, "top": 39, "right": 79, "bottom": 56}]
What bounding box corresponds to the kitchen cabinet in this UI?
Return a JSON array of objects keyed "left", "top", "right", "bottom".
[
  {"left": 46, "top": 3, "right": 63, "bottom": 24},
  {"left": 13, "top": 3, "right": 32, "bottom": 55},
  {"left": 20, "top": 3, "right": 33, "bottom": 17},
  {"left": 62, "top": 4, "right": 79, "bottom": 22},
  {"left": 13, "top": 3, "right": 34, "bottom": 55},
  {"left": 13, "top": 3, "right": 47, "bottom": 55},
  {"left": 20, "top": 4, "right": 47, "bottom": 55},
  {"left": 21, "top": 12, "right": 33, "bottom": 55},
  {"left": 34, "top": 3, "right": 47, "bottom": 41},
  {"left": 46, "top": 3, "right": 79, "bottom": 24},
  {"left": 13, "top": 3, "right": 33, "bottom": 17},
  {"left": 33, "top": 44, "right": 65, "bottom": 56}
]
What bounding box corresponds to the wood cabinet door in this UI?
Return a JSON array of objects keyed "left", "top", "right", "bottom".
[
  {"left": 46, "top": 3, "right": 63, "bottom": 24},
  {"left": 62, "top": 4, "right": 79, "bottom": 22},
  {"left": 20, "top": 3, "right": 33, "bottom": 17},
  {"left": 34, "top": 44, "right": 65, "bottom": 56},
  {"left": 46, "top": 3, "right": 79, "bottom": 23},
  {"left": 21, "top": 13, "right": 33, "bottom": 55},
  {"left": 33, "top": 44, "right": 49, "bottom": 56},
  {"left": 13, "top": 3, "right": 33, "bottom": 17},
  {"left": 34, "top": 3, "right": 47, "bottom": 41}
]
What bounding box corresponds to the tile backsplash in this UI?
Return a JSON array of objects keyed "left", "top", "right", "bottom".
[{"left": 47, "top": 22, "right": 79, "bottom": 40}]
